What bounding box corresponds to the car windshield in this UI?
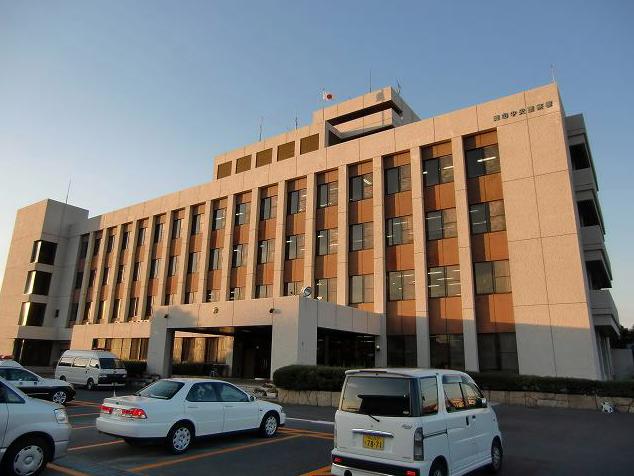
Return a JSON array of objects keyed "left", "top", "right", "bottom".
[
  {"left": 341, "top": 375, "right": 412, "bottom": 417},
  {"left": 99, "top": 358, "right": 125, "bottom": 369},
  {"left": 137, "top": 380, "right": 184, "bottom": 399}
]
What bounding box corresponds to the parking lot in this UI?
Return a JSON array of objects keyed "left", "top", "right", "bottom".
[{"left": 44, "top": 387, "right": 634, "bottom": 476}]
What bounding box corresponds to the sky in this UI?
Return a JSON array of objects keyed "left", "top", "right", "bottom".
[{"left": 0, "top": 1, "right": 633, "bottom": 327}]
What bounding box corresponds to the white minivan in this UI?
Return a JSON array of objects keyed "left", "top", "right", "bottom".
[
  {"left": 54, "top": 350, "right": 127, "bottom": 390},
  {"left": 332, "top": 369, "right": 503, "bottom": 476}
]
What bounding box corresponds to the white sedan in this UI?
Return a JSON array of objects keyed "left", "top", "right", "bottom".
[{"left": 96, "top": 378, "right": 286, "bottom": 454}]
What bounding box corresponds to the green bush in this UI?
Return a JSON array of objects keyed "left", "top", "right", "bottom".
[
  {"left": 272, "top": 365, "right": 634, "bottom": 397},
  {"left": 122, "top": 360, "right": 147, "bottom": 377},
  {"left": 273, "top": 365, "right": 347, "bottom": 391}
]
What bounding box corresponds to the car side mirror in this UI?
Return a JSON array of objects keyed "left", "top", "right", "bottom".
[
  {"left": 476, "top": 397, "right": 488, "bottom": 408},
  {"left": 249, "top": 395, "right": 256, "bottom": 402}
]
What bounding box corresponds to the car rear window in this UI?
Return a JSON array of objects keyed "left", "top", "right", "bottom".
[
  {"left": 341, "top": 375, "right": 413, "bottom": 417},
  {"left": 137, "top": 380, "right": 184, "bottom": 399},
  {"left": 99, "top": 358, "right": 125, "bottom": 369}
]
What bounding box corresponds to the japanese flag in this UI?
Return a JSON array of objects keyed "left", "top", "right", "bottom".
[{"left": 322, "top": 91, "right": 334, "bottom": 101}]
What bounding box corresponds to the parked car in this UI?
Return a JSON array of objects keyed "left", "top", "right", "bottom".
[
  {"left": 96, "top": 378, "right": 285, "bottom": 454},
  {"left": 0, "top": 360, "right": 75, "bottom": 405},
  {"left": 331, "top": 369, "right": 503, "bottom": 476},
  {"left": 0, "top": 377, "right": 71, "bottom": 476},
  {"left": 54, "top": 350, "right": 127, "bottom": 390}
]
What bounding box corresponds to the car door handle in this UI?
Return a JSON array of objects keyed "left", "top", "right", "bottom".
[
  {"left": 187, "top": 405, "right": 199, "bottom": 409},
  {"left": 224, "top": 405, "right": 235, "bottom": 408}
]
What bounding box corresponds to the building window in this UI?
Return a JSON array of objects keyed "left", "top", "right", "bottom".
[
  {"left": 426, "top": 208, "right": 457, "bottom": 240},
  {"left": 255, "top": 149, "right": 272, "bottom": 167},
  {"left": 184, "top": 292, "right": 196, "bottom": 304},
  {"left": 217, "top": 162, "right": 232, "bottom": 179},
  {"left": 256, "top": 284, "right": 272, "bottom": 298},
  {"left": 474, "top": 260, "right": 511, "bottom": 294},
  {"left": 260, "top": 196, "right": 277, "bottom": 220},
  {"left": 423, "top": 155, "right": 454, "bottom": 186},
  {"left": 149, "top": 259, "right": 160, "bottom": 279},
  {"left": 111, "top": 299, "right": 120, "bottom": 322},
  {"left": 349, "top": 275, "right": 374, "bottom": 304},
  {"left": 428, "top": 266, "right": 461, "bottom": 298},
  {"left": 316, "top": 229, "right": 338, "bottom": 256},
  {"left": 106, "top": 234, "right": 115, "bottom": 253},
  {"left": 300, "top": 134, "right": 319, "bottom": 154},
  {"left": 153, "top": 222, "right": 164, "bottom": 243},
  {"left": 132, "top": 262, "right": 141, "bottom": 281},
  {"left": 137, "top": 227, "right": 146, "bottom": 246},
  {"left": 191, "top": 213, "right": 203, "bottom": 235},
  {"left": 285, "top": 234, "right": 305, "bottom": 260},
  {"left": 96, "top": 300, "right": 105, "bottom": 321},
  {"left": 168, "top": 256, "right": 178, "bottom": 277},
  {"left": 477, "top": 332, "right": 519, "bottom": 372},
  {"left": 229, "top": 287, "right": 243, "bottom": 301},
  {"left": 212, "top": 208, "right": 226, "bottom": 230},
  {"left": 235, "top": 202, "right": 250, "bottom": 225},
  {"left": 164, "top": 293, "right": 175, "bottom": 306},
  {"left": 24, "top": 271, "right": 52, "bottom": 296},
  {"left": 388, "top": 270, "right": 415, "bottom": 301},
  {"left": 209, "top": 248, "right": 222, "bottom": 270},
  {"left": 31, "top": 240, "right": 57, "bottom": 265},
  {"left": 277, "top": 141, "right": 295, "bottom": 161},
  {"left": 128, "top": 297, "right": 138, "bottom": 318},
  {"left": 19, "top": 302, "right": 46, "bottom": 326},
  {"left": 258, "top": 239, "right": 275, "bottom": 264},
  {"left": 466, "top": 144, "right": 500, "bottom": 178},
  {"left": 349, "top": 173, "right": 373, "bottom": 201},
  {"left": 93, "top": 236, "right": 101, "bottom": 256},
  {"left": 88, "top": 269, "right": 96, "bottom": 288},
  {"left": 386, "top": 216, "right": 413, "bottom": 246},
  {"left": 171, "top": 218, "right": 182, "bottom": 239},
  {"left": 385, "top": 164, "right": 411, "bottom": 195},
  {"left": 430, "top": 334, "right": 465, "bottom": 370},
  {"left": 83, "top": 302, "right": 91, "bottom": 323},
  {"left": 79, "top": 236, "right": 89, "bottom": 258},
  {"left": 74, "top": 271, "right": 83, "bottom": 290},
  {"left": 317, "top": 182, "right": 338, "bottom": 208},
  {"left": 116, "top": 265, "right": 125, "bottom": 284},
  {"left": 232, "top": 244, "right": 247, "bottom": 268},
  {"left": 121, "top": 231, "right": 130, "bottom": 250},
  {"left": 316, "top": 278, "right": 337, "bottom": 302},
  {"left": 145, "top": 296, "right": 154, "bottom": 318},
  {"left": 469, "top": 201, "right": 506, "bottom": 234},
  {"left": 287, "top": 189, "right": 307, "bottom": 215},
  {"left": 285, "top": 281, "right": 303, "bottom": 296},
  {"left": 187, "top": 252, "right": 200, "bottom": 274},
  {"left": 350, "top": 222, "right": 373, "bottom": 251},
  {"left": 205, "top": 289, "right": 220, "bottom": 302},
  {"left": 236, "top": 155, "right": 251, "bottom": 173},
  {"left": 101, "top": 267, "right": 109, "bottom": 286}
]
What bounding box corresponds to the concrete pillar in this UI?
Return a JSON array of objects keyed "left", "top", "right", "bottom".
[
  {"left": 410, "top": 146, "right": 431, "bottom": 368},
  {"left": 138, "top": 216, "right": 157, "bottom": 319},
  {"left": 336, "top": 166, "right": 348, "bottom": 305},
  {"left": 272, "top": 181, "right": 288, "bottom": 297},
  {"left": 77, "top": 232, "right": 95, "bottom": 323},
  {"left": 270, "top": 297, "right": 316, "bottom": 377},
  {"left": 245, "top": 188, "right": 261, "bottom": 299},
  {"left": 175, "top": 207, "right": 193, "bottom": 304},
  {"left": 199, "top": 200, "right": 213, "bottom": 302},
  {"left": 372, "top": 156, "right": 388, "bottom": 366},
  {"left": 156, "top": 215, "right": 172, "bottom": 306},
  {"left": 121, "top": 223, "right": 139, "bottom": 322},
  {"left": 303, "top": 174, "right": 316, "bottom": 289},
  {"left": 219, "top": 195, "right": 236, "bottom": 300},
  {"left": 146, "top": 315, "right": 173, "bottom": 377},
  {"left": 91, "top": 231, "right": 109, "bottom": 323},
  {"left": 103, "top": 224, "right": 123, "bottom": 322},
  {"left": 452, "top": 136, "right": 479, "bottom": 372}
]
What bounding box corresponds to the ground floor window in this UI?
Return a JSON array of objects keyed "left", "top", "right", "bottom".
[
  {"left": 92, "top": 337, "right": 149, "bottom": 361},
  {"left": 430, "top": 334, "right": 465, "bottom": 370},
  {"left": 317, "top": 329, "right": 375, "bottom": 368},
  {"left": 477, "top": 332, "right": 518, "bottom": 372},
  {"left": 387, "top": 335, "right": 417, "bottom": 367}
]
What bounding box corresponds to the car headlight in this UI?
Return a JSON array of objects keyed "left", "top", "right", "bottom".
[{"left": 54, "top": 408, "right": 68, "bottom": 424}]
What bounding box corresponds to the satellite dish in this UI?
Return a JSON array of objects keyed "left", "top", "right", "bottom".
[{"left": 301, "top": 286, "right": 313, "bottom": 298}]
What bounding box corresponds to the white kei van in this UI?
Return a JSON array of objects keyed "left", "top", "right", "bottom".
[
  {"left": 332, "top": 369, "right": 503, "bottom": 476},
  {"left": 54, "top": 350, "right": 127, "bottom": 390}
]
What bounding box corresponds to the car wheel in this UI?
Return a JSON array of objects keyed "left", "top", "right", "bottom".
[
  {"left": 2, "top": 436, "right": 50, "bottom": 476},
  {"left": 429, "top": 459, "right": 447, "bottom": 476},
  {"left": 51, "top": 389, "right": 68, "bottom": 405},
  {"left": 86, "top": 378, "right": 95, "bottom": 390},
  {"left": 259, "top": 412, "right": 279, "bottom": 438},
  {"left": 166, "top": 422, "right": 194, "bottom": 454},
  {"left": 488, "top": 438, "right": 503, "bottom": 473}
]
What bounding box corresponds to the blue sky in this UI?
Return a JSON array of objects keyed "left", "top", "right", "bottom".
[{"left": 1, "top": 1, "right": 632, "bottom": 326}]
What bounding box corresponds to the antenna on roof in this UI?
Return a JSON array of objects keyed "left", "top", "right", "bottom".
[
  {"left": 396, "top": 79, "right": 402, "bottom": 95},
  {"left": 369, "top": 69, "right": 372, "bottom": 93},
  {"left": 295, "top": 116, "right": 298, "bottom": 130},
  {"left": 550, "top": 64, "right": 557, "bottom": 83},
  {"left": 57, "top": 178, "right": 71, "bottom": 237},
  {"left": 258, "top": 116, "right": 263, "bottom": 141}
]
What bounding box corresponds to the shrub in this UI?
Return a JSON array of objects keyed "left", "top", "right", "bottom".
[
  {"left": 273, "top": 365, "right": 348, "bottom": 391},
  {"left": 122, "top": 360, "right": 147, "bottom": 377}
]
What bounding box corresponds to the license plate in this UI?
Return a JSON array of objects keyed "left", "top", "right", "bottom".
[
  {"left": 362, "top": 434, "right": 384, "bottom": 450},
  {"left": 113, "top": 408, "right": 123, "bottom": 416}
]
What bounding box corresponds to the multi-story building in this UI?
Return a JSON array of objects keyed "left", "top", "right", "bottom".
[{"left": 0, "top": 83, "right": 620, "bottom": 380}]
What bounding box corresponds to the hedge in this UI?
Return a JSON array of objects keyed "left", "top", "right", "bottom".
[
  {"left": 273, "top": 365, "right": 634, "bottom": 397},
  {"left": 122, "top": 360, "right": 147, "bottom": 377}
]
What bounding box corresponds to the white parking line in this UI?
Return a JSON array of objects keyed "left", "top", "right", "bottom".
[{"left": 286, "top": 417, "right": 334, "bottom": 426}]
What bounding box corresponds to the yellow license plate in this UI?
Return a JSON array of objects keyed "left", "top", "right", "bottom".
[{"left": 363, "top": 434, "right": 385, "bottom": 450}]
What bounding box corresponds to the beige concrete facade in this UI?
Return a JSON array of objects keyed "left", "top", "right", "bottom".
[{"left": 0, "top": 84, "right": 619, "bottom": 379}]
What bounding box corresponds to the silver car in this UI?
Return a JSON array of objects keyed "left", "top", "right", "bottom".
[{"left": 0, "top": 378, "right": 71, "bottom": 476}]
